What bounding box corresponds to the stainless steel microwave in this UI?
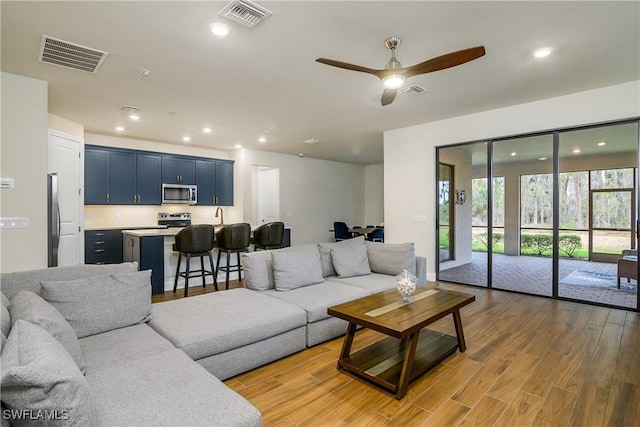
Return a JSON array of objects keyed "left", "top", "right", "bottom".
[{"left": 162, "top": 184, "right": 197, "bottom": 205}]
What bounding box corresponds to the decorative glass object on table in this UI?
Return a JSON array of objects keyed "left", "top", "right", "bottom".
[{"left": 396, "top": 269, "right": 417, "bottom": 303}]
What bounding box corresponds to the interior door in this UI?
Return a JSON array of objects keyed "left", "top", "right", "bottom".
[
  {"left": 257, "top": 167, "right": 279, "bottom": 224},
  {"left": 48, "top": 130, "right": 83, "bottom": 266}
]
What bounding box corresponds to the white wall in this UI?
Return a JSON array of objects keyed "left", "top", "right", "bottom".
[
  {"left": 384, "top": 80, "right": 640, "bottom": 281},
  {"left": 364, "top": 163, "right": 384, "bottom": 226},
  {"left": 234, "top": 149, "right": 365, "bottom": 245},
  {"left": 0, "top": 72, "right": 48, "bottom": 273}
]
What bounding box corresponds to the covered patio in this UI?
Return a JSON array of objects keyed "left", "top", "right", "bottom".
[{"left": 439, "top": 252, "right": 637, "bottom": 309}]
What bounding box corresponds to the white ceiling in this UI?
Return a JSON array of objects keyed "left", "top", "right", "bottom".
[{"left": 2, "top": 1, "right": 638, "bottom": 165}]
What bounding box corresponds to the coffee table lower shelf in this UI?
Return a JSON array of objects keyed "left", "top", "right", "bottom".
[{"left": 338, "top": 329, "right": 458, "bottom": 398}]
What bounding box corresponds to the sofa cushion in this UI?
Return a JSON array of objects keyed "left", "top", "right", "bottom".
[
  {"left": 0, "top": 262, "right": 138, "bottom": 300},
  {"left": 366, "top": 241, "right": 417, "bottom": 275},
  {"left": 9, "top": 291, "right": 86, "bottom": 374},
  {"left": 318, "top": 236, "right": 366, "bottom": 277},
  {"left": 1, "top": 304, "right": 9, "bottom": 339},
  {"left": 241, "top": 249, "right": 275, "bottom": 291},
  {"left": 331, "top": 242, "right": 371, "bottom": 278},
  {"left": 332, "top": 272, "right": 398, "bottom": 294},
  {"left": 0, "top": 320, "right": 95, "bottom": 426},
  {"left": 272, "top": 245, "right": 324, "bottom": 291},
  {"left": 86, "top": 348, "right": 261, "bottom": 427},
  {"left": 149, "top": 288, "right": 306, "bottom": 361},
  {"left": 262, "top": 280, "right": 371, "bottom": 323},
  {"left": 79, "top": 323, "right": 175, "bottom": 376},
  {"left": 40, "top": 270, "right": 152, "bottom": 338}
]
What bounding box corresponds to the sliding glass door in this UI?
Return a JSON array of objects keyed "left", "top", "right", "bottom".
[{"left": 436, "top": 120, "right": 639, "bottom": 311}]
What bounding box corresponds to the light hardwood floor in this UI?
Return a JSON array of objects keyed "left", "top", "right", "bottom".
[{"left": 153, "top": 281, "right": 639, "bottom": 426}]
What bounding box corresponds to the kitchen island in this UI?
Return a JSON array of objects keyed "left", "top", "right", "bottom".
[{"left": 122, "top": 225, "right": 291, "bottom": 295}]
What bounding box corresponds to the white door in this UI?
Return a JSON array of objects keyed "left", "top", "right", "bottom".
[
  {"left": 257, "top": 167, "right": 279, "bottom": 224},
  {"left": 48, "top": 130, "right": 83, "bottom": 266}
]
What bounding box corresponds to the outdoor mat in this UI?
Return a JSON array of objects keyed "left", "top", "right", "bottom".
[{"left": 560, "top": 270, "right": 637, "bottom": 291}]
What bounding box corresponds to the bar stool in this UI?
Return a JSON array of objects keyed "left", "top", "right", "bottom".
[
  {"left": 215, "top": 223, "right": 251, "bottom": 290},
  {"left": 252, "top": 222, "right": 285, "bottom": 250},
  {"left": 173, "top": 225, "right": 217, "bottom": 297}
]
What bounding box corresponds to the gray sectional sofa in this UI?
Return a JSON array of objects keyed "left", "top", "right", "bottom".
[{"left": 0, "top": 237, "right": 425, "bottom": 426}]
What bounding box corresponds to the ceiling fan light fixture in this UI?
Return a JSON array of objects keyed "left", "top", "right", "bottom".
[{"left": 383, "top": 74, "right": 405, "bottom": 89}]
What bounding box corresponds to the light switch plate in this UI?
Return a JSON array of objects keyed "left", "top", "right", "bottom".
[
  {"left": 0, "top": 178, "right": 15, "bottom": 189},
  {"left": 0, "top": 217, "right": 29, "bottom": 228}
]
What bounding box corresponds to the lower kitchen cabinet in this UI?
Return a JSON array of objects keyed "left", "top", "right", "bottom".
[
  {"left": 85, "top": 229, "right": 123, "bottom": 264},
  {"left": 123, "top": 234, "right": 164, "bottom": 295}
]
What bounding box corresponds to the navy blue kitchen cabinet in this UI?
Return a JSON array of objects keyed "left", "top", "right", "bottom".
[
  {"left": 84, "top": 145, "right": 232, "bottom": 206},
  {"left": 136, "top": 153, "right": 162, "bottom": 204},
  {"left": 195, "top": 159, "right": 234, "bottom": 206},
  {"left": 162, "top": 157, "right": 195, "bottom": 185},
  {"left": 109, "top": 151, "right": 137, "bottom": 204},
  {"left": 84, "top": 148, "right": 109, "bottom": 204}
]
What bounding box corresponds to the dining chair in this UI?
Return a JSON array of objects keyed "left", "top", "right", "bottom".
[{"left": 333, "top": 222, "right": 352, "bottom": 241}]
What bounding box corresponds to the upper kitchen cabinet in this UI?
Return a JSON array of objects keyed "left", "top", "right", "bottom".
[
  {"left": 85, "top": 147, "right": 110, "bottom": 204},
  {"left": 84, "top": 145, "right": 161, "bottom": 205},
  {"left": 195, "top": 159, "right": 234, "bottom": 206},
  {"left": 161, "top": 156, "right": 195, "bottom": 185}
]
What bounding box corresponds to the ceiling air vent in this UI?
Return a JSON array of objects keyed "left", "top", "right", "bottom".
[
  {"left": 219, "top": 0, "right": 272, "bottom": 27},
  {"left": 119, "top": 105, "right": 142, "bottom": 114},
  {"left": 400, "top": 85, "right": 427, "bottom": 96},
  {"left": 38, "top": 35, "right": 108, "bottom": 73}
]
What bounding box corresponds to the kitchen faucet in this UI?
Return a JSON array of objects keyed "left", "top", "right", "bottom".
[{"left": 215, "top": 207, "right": 224, "bottom": 226}]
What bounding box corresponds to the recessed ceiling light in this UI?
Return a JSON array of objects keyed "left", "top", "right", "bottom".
[
  {"left": 538, "top": 157, "right": 547, "bottom": 161},
  {"left": 129, "top": 114, "right": 140, "bottom": 121},
  {"left": 203, "top": 127, "right": 212, "bottom": 133},
  {"left": 533, "top": 47, "right": 553, "bottom": 58},
  {"left": 258, "top": 137, "right": 266, "bottom": 143},
  {"left": 573, "top": 149, "right": 581, "bottom": 154},
  {"left": 511, "top": 152, "right": 517, "bottom": 156},
  {"left": 304, "top": 138, "right": 320, "bottom": 144},
  {"left": 210, "top": 23, "right": 229, "bottom": 37},
  {"left": 182, "top": 136, "right": 191, "bottom": 142},
  {"left": 115, "top": 126, "right": 125, "bottom": 132},
  {"left": 598, "top": 141, "right": 606, "bottom": 146},
  {"left": 140, "top": 69, "right": 151, "bottom": 76},
  {"left": 235, "top": 144, "right": 242, "bottom": 149}
]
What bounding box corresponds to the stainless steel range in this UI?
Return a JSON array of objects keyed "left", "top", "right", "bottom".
[{"left": 157, "top": 212, "right": 191, "bottom": 228}]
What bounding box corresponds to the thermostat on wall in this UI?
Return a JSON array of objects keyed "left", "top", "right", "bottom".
[{"left": 0, "top": 178, "right": 14, "bottom": 189}]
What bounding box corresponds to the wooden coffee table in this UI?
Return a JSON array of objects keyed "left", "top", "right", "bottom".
[{"left": 327, "top": 286, "right": 475, "bottom": 399}]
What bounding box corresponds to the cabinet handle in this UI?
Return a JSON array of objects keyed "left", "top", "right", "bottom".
[
  {"left": 95, "top": 233, "right": 105, "bottom": 237},
  {"left": 106, "top": 193, "right": 110, "bottom": 203},
  {"left": 95, "top": 241, "right": 105, "bottom": 245},
  {"left": 95, "top": 249, "right": 105, "bottom": 253},
  {"left": 96, "top": 262, "right": 105, "bottom": 265}
]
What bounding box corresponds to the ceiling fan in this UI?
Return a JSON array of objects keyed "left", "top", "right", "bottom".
[{"left": 316, "top": 37, "right": 486, "bottom": 106}]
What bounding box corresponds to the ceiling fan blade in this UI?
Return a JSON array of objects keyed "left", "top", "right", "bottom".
[
  {"left": 405, "top": 46, "right": 486, "bottom": 77},
  {"left": 381, "top": 88, "right": 397, "bottom": 106},
  {"left": 315, "top": 58, "right": 382, "bottom": 77}
]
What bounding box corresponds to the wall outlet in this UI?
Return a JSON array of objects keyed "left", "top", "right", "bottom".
[
  {"left": 0, "top": 178, "right": 14, "bottom": 189},
  {"left": 0, "top": 217, "right": 29, "bottom": 228}
]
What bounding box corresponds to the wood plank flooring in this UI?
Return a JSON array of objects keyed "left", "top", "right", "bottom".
[{"left": 152, "top": 281, "right": 640, "bottom": 426}]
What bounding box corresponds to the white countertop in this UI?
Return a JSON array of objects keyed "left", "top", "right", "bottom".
[
  {"left": 121, "top": 228, "right": 183, "bottom": 237},
  {"left": 85, "top": 225, "right": 168, "bottom": 231}
]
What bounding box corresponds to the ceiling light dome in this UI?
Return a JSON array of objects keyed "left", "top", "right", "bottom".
[
  {"left": 210, "top": 23, "right": 229, "bottom": 37},
  {"left": 533, "top": 47, "right": 553, "bottom": 58},
  {"left": 383, "top": 74, "right": 405, "bottom": 89}
]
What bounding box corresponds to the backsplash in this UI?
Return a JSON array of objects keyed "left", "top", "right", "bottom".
[{"left": 84, "top": 205, "right": 242, "bottom": 229}]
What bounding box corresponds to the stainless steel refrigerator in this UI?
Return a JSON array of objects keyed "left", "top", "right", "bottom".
[{"left": 47, "top": 173, "right": 60, "bottom": 267}]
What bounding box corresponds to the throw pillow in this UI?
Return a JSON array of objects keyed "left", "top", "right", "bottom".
[
  {"left": 242, "top": 250, "right": 275, "bottom": 291},
  {"left": 330, "top": 242, "right": 372, "bottom": 278},
  {"left": 365, "top": 241, "right": 416, "bottom": 276},
  {"left": 1, "top": 291, "right": 10, "bottom": 308},
  {"left": 1, "top": 320, "right": 95, "bottom": 426},
  {"left": 318, "top": 236, "right": 366, "bottom": 277},
  {"left": 9, "top": 291, "right": 86, "bottom": 373},
  {"left": 272, "top": 245, "right": 324, "bottom": 291},
  {"left": 40, "top": 270, "right": 152, "bottom": 338},
  {"left": 1, "top": 304, "right": 10, "bottom": 339}
]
